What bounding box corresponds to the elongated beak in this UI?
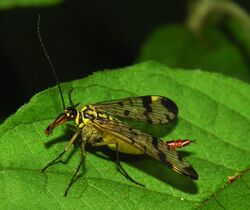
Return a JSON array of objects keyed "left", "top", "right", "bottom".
[{"left": 45, "top": 113, "right": 68, "bottom": 135}]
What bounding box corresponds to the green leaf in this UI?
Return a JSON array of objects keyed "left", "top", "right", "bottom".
[
  {"left": 138, "top": 25, "right": 250, "bottom": 83},
  {"left": 1, "top": 61, "right": 250, "bottom": 209},
  {"left": 0, "top": 0, "right": 62, "bottom": 9}
]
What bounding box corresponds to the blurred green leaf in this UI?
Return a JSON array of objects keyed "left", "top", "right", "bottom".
[
  {"left": 138, "top": 24, "right": 250, "bottom": 83},
  {"left": 0, "top": 0, "right": 62, "bottom": 9},
  {"left": 1, "top": 61, "right": 250, "bottom": 209}
]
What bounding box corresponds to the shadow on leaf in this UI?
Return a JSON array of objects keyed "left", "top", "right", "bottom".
[{"left": 89, "top": 146, "right": 198, "bottom": 194}]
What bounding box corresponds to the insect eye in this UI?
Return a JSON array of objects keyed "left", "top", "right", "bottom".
[{"left": 65, "top": 107, "right": 77, "bottom": 119}]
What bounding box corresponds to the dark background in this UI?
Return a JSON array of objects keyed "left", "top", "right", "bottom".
[{"left": 0, "top": 0, "right": 249, "bottom": 119}]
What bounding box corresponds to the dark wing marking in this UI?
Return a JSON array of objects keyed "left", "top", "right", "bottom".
[
  {"left": 93, "top": 118, "right": 198, "bottom": 180},
  {"left": 93, "top": 96, "right": 178, "bottom": 124}
]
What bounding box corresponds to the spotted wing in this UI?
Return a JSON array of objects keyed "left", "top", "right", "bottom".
[
  {"left": 93, "top": 96, "right": 178, "bottom": 124},
  {"left": 93, "top": 118, "right": 198, "bottom": 180}
]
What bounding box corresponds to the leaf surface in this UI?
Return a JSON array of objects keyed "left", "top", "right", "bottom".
[
  {"left": 138, "top": 24, "right": 250, "bottom": 83},
  {"left": 1, "top": 61, "right": 250, "bottom": 209}
]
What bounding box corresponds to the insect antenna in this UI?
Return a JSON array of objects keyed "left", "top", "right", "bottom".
[{"left": 37, "top": 14, "right": 66, "bottom": 110}]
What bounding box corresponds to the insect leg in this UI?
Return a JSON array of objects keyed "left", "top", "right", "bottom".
[
  {"left": 92, "top": 141, "right": 145, "bottom": 187},
  {"left": 114, "top": 142, "right": 145, "bottom": 187},
  {"left": 41, "top": 130, "right": 80, "bottom": 172},
  {"left": 64, "top": 142, "right": 86, "bottom": 197}
]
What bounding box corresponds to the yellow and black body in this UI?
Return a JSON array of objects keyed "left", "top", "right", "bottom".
[
  {"left": 36, "top": 17, "right": 198, "bottom": 196},
  {"left": 42, "top": 95, "right": 198, "bottom": 196}
]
